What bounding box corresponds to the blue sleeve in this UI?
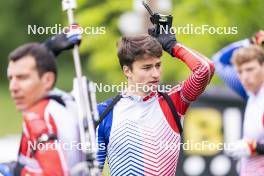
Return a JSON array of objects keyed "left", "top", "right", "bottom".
[
  {"left": 96, "top": 99, "right": 114, "bottom": 170},
  {"left": 212, "top": 39, "right": 250, "bottom": 100},
  {"left": 96, "top": 103, "right": 108, "bottom": 170},
  {"left": 0, "top": 163, "right": 13, "bottom": 176}
]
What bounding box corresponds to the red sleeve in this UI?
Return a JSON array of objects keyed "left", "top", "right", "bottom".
[
  {"left": 172, "top": 43, "right": 215, "bottom": 103},
  {"left": 159, "top": 43, "right": 215, "bottom": 133},
  {"left": 21, "top": 99, "right": 69, "bottom": 176}
]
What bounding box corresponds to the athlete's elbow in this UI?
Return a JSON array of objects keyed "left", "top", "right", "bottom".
[
  {"left": 208, "top": 60, "right": 215, "bottom": 76},
  {"left": 200, "top": 59, "right": 215, "bottom": 82}
]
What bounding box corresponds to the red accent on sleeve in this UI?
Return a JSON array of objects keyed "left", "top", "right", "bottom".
[
  {"left": 247, "top": 140, "right": 257, "bottom": 156},
  {"left": 172, "top": 43, "right": 215, "bottom": 102}
]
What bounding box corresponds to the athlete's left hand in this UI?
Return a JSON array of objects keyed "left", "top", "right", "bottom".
[
  {"left": 43, "top": 24, "right": 82, "bottom": 56},
  {"left": 225, "top": 139, "right": 256, "bottom": 159},
  {"left": 251, "top": 30, "right": 264, "bottom": 46}
]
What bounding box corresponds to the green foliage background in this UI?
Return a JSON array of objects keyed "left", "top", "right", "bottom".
[{"left": 0, "top": 0, "right": 263, "bottom": 135}]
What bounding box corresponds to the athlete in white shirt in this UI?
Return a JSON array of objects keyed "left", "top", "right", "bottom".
[
  {"left": 96, "top": 30, "right": 215, "bottom": 175},
  {"left": 213, "top": 31, "right": 264, "bottom": 176}
]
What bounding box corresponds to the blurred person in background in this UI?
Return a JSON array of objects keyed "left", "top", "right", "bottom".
[
  {"left": 213, "top": 31, "right": 264, "bottom": 176},
  {"left": 0, "top": 28, "right": 83, "bottom": 176}
]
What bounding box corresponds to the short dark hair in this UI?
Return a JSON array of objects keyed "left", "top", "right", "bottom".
[
  {"left": 117, "top": 34, "right": 162, "bottom": 69},
  {"left": 232, "top": 45, "right": 264, "bottom": 66},
  {"left": 8, "top": 43, "right": 57, "bottom": 86}
]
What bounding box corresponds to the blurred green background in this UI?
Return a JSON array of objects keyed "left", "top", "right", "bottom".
[{"left": 0, "top": 0, "right": 263, "bottom": 136}]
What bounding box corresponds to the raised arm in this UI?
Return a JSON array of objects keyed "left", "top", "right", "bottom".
[
  {"left": 149, "top": 26, "right": 214, "bottom": 105},
  {"left": 172, "top": 43, "right": 214, "bottom": 103},
  {"left": 212, "top": 39, "right": 250, "bottom": 100}
]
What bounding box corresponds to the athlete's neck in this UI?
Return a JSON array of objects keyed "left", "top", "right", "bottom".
[{"left": 126, "top": 83, "right": 149, "bottom": 97}]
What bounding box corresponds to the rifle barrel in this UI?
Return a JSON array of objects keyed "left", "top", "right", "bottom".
[{"left": 142, "top": 1, "right": 154, "bottom": 16}]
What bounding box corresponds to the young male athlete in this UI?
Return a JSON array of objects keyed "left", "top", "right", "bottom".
[
  {"left": 96, "top": 29, "right": 215, "bottom": 175},
  {"left": 213, "top": 31, "right": 264, "bottom": 176}
]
